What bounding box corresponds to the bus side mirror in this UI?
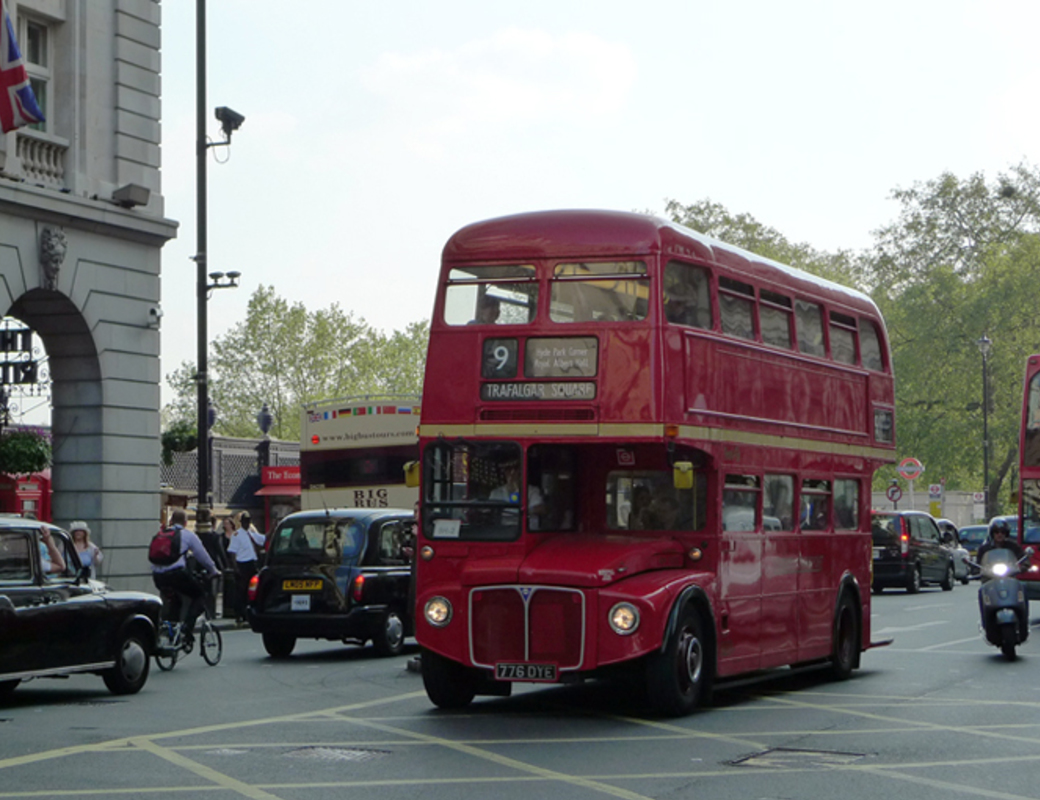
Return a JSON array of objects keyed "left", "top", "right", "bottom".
[
  {"left": 404, "top": 461, "right": 420, "bottom": 488},
  {"left": 673, "top": 461, "right": 694, "bottom": 490}
]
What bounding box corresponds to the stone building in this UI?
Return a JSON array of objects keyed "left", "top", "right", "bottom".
[{"left": 0, "top": 0, "right": 176, "bottom": 590}]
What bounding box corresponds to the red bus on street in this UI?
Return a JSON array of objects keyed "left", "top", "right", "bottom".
[
  {"left": 414, "top": 209, "right": 896, "bottom": 715},
  {"left": 1014, "top": 354, "right": 1040, "bottom": 595}
]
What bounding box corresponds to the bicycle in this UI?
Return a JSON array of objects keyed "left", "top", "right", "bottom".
[{"left": 155, "top": 575, "right": 223, "bottom": 670}]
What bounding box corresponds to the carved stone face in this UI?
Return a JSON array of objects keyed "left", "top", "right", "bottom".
[{"left": 40, "top": 227, "right": 68, "bottom": 267}]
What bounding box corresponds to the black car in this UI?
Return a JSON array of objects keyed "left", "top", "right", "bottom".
[
  {"left": 871, "top": 510, "right": 956, "bottom": 593},
  {"left": 0, "top": 520, "right": 162, "bottom": 699},
  {"left": 247, "top": 508, "right": 414, "bottom": 658}
]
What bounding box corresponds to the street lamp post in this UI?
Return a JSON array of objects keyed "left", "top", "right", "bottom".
[
  {"left": 978, "top": 334, "right": 992, "bottom": 519},
  {"left": 195, "top": 0, "right": 243, "bottom": 534}
]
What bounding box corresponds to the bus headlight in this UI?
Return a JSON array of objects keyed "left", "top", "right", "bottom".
[
  {"left": 424, "top": 597, "right": 453, "bottom": 627},
  {"left": 608, "top": 602, "right": 640, "bottom": 635}
]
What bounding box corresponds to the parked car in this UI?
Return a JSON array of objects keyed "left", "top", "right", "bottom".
[
  {"left": 0, "top": 519, "right": 162, "bottom": 700},
  {"left": 936, "top": 518, "right": 970, "bottom": 584},
  {"left": 871, "top": 510, "right": 956, "bottom": 593},
  {"left": 246, "top": 508, "right": 415, "bottom": 659}
]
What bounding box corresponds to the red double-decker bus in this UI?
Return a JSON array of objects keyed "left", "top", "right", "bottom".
[
  {"left": 1015, "top": 354, "right": 1040, "bottom": 595},
  {"left": 414, "top": 210, "right": 896, "bottom": 715}
]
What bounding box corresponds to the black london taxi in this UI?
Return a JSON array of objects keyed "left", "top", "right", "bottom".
[
  {"left": 246, "top": 508, "right": 414, "bottom": 658},
  {"left": 0, "top": 519, "right": 162, "bottom": 700}
]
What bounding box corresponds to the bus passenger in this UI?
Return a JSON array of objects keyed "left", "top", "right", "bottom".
[
  {"left": 628, "top": 485, "right": 652, "bottom": 529},
  {"left": 470, "top": 296, "right": 500, "bottom": 325}
]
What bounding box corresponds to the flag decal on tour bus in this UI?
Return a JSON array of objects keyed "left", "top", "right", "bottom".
[{"left": 0, "top": 0, "right": 45, "bottom": 133}]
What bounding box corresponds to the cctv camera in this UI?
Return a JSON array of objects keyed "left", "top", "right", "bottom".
[
  {"left": 148, "top": 306, "right": 163, "bottom": 319},
  {"left": 214, "top": 106, "right": 245, "bottom": 137}
]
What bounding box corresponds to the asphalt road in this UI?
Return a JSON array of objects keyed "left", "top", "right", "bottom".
[{"left": 2, "top": 582, "right": 1039, "bottom": 800}]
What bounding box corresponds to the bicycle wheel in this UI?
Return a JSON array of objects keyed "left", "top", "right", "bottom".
[
  {"left": 155, "top": 623, "right": 180, "bottom": 672},
  {"left": 201, "top": 619, "right": 223, "bottom": 666}
]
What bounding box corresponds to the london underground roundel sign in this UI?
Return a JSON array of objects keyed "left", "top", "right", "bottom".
[{"left": 896, "top": 457, "right": 924, "bottom": 481}]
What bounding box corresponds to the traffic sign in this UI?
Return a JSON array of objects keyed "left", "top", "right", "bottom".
[
  {"left": 886, "top": 484, "right": 903, "bottom": 503},
  {"left": 896, "top": 457, "right": 924, "bottom": 481}
]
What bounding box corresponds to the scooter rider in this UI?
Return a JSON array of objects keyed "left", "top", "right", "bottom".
[{"left": 977, "top": 519, "right": 1025, "bottom": 563}]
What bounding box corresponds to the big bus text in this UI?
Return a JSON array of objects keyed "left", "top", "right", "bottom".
[{"left": 300, "top": 395, "right": 420, "bottom": 511}]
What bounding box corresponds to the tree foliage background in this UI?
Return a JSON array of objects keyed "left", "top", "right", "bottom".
[{"left": 164, "top": 285, "right": 427, "bottom": 442}]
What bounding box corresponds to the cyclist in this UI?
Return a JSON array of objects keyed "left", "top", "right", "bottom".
[{"left": 150, "top": 509, "right": 220, "bottom": 639}]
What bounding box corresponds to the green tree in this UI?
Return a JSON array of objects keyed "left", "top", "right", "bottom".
[
  {"left": 866, "top": 164, "right": 1040, "bottom": 514},
  {"left": 664, "top": 198, "right": 862, "bottom": 286},
  {"left": 0, "top": 428, "right": 51, "bottom": 476},
  {"left": 164, "top": 286, "right": 428, "bottom": 442}
]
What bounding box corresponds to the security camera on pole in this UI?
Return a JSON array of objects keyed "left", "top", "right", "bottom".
[{"left": 895, "top": 457, "right": 925, "bottom": 510}]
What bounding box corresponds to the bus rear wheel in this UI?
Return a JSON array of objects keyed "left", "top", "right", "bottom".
[
  {"left": 830, "top": 594, "right": 858, "bottom": 680},
  {"left": 645, "top": 605, "right": 710, "bottom": 717},
  {"left": 421, "top": 648, "right": 478, "bottom": 709}
]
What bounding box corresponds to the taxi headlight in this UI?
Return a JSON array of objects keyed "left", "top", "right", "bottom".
[
  {"left": 424, "top": 597, "right": 453, "bottom": 627},
  {"left": 608, "top": 602, "right": 640, "bottom": 635}
]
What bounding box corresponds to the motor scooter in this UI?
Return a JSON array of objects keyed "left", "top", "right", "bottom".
[{"left": 967, "top": 547, "right": 1034, "bottom": 661}]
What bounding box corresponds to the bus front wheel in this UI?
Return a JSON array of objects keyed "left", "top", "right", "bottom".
[
  {"left": 645, "top": 605, "right": 710, "bottom": 717},
  {"left": 421, "top": 648, "right": 478, "bottom": 709}
]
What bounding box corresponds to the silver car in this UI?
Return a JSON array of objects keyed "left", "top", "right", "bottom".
[{"left": 937, "top": 518, "right": 970, "bottom": 585}]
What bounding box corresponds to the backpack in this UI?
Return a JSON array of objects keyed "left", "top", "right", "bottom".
[{"left": 148, "top": 526, "right": 183, "bottom": 566}]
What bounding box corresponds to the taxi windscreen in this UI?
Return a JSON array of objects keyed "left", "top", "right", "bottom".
[{"left": 269, "top": 519, "right": 364, "bottom": 562}]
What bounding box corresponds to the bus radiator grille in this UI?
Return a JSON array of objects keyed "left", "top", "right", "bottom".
[{"left": 470, "top": 587, "right": 584, "bottom": 669}]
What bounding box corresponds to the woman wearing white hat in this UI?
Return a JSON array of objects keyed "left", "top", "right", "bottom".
[{"left": 70, "top": 521, "right": 103, "bottom": 578}]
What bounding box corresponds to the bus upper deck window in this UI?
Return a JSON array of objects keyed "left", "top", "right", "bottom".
[
  {"left": 443, "top": 265, "right": 538, "bottom": 326},
  {"left": 719, "top": 278, "right": 755, "bottom": 340},
  {"left": 663, "top": 261, "right": 712, "bottom": 328},
  {"left": 759, "top": 290, "right": 793, "bottom": 349},
  {"left": 859, "top": 318, "right": 884, "bottom": 371},
  {"left": 550, "top": 261, "right": 648, "bottom": 323},
  {"left": 795, "top": 299, "right": 825, "bottom": 357},
  {"left": 829, "top": 311, "right": 858, "bottom": 365}
]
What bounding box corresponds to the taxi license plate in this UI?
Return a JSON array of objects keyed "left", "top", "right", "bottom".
[
  {"left": 283, "top": 579, "right": 321, "bottom": 591},
  {"left": 495, "top": 663, "right": 558, "bottom": 682},
  {"left": 872, "top": 547, "right": 882, "bottom": 559}
]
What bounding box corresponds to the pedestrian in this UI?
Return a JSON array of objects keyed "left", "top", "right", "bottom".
[
  {"left": 226, "top": 512, "right": 265, "bottom": 625},
  {"left": 69, "top": 521, "right": 102, "bottom": 578}
]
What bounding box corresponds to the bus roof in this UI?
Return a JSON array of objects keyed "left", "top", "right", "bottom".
[{"left": 443, "top": 209, "right": 877, "bottom": 313}]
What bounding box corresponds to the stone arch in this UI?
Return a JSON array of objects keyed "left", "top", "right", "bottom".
[
  {"left": 8, "top": 289, "right": 102, "bottom": 526},
  {"left": 0, "top": 201, "right": 176, "bottom": 591}
]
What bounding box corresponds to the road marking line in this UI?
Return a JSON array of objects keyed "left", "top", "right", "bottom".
[
  {"left": 0, "top": 690, "right": 427, "bottom": 771},
  {"left": 328, "top": 712, "right": 657, "bottom": 800},
  {"left": 131, "top": 737, "right": 282, "bottom": 800}
]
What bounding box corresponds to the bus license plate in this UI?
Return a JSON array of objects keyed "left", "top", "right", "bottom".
[
  {"left": 495, "top": 662, "right": 558, "bottom": 682},
  {"left": 283, "top": 580, "right": 321, "bottom": 591}
]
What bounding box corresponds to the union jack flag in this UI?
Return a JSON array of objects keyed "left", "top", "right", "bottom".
[{"left": 0, "top": 0, "right": 44, "bottom": 133}]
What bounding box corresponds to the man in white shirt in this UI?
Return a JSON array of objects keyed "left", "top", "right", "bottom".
[{"left": 227, "top": 512, "right": 266, "bottom": 624}]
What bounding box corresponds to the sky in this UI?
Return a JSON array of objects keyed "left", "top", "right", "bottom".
[{"left": 150, "top": 0, "right": 1040, "bottom": 417}]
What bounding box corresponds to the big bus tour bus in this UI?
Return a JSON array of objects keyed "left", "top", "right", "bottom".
[
  {"left": 413, "top": 210, "right": 896, "bottom": 715},
  {"left": 1014, "top": 354, "right": 1040, "bottom": 597},
  {"left": 300, "top": 395, "right": 420, "bottom": 511}
]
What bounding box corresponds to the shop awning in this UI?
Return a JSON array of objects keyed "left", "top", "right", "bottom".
[{"left": 254, "top": 485, "right": 301, "bottom": 497}]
